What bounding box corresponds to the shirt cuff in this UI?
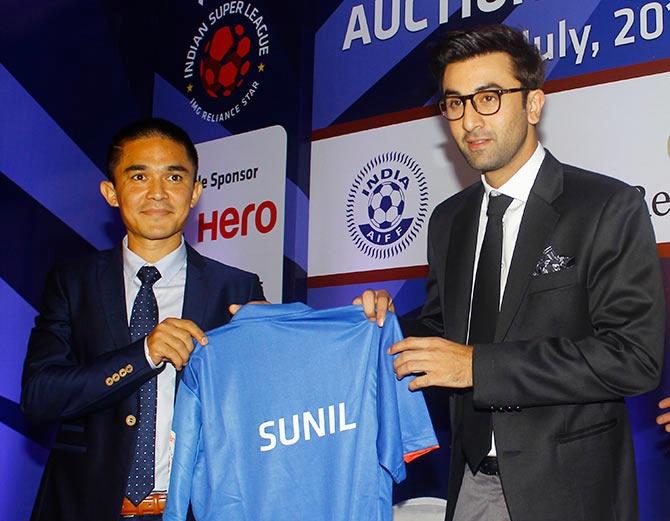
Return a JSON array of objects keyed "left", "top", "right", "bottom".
[{"left": 144, "top": 337, "right": 164, "bottom": 369}]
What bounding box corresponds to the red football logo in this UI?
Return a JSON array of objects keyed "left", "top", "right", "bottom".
[{"left": 199, "top": 24, "right": 252, "bottom": 98}]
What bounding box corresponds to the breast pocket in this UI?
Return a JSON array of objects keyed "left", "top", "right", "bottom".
[{"left": 528, "top": 268, "right": 578, "bottom": 294}]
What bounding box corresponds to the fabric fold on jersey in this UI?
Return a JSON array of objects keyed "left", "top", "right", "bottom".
[{"left": 164, "top": 303, "right": 438, "bottom": 521}]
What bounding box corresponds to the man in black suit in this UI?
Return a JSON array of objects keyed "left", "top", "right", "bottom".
[
  {"left": 21, "top": 118, "right": 264, "bottom": 521},
  {"left": 356, "top": 25, "right": 664, "bottom": 521}
]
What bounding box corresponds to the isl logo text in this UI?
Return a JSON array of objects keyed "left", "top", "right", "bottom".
[
  {"left": 346, "top": 152, "right": 428, "bottom": 259},
  {"left": 183, "top": 1, "right": 270, "bottom": 123}
]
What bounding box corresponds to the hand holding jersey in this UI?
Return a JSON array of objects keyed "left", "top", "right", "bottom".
[
  {"left": 353, "top": 288, "right": 395, "bottom": 326},
  {"left": 146, "top": 318, "right": 208, "bottom": 369},
  {"left": 353, "top": 289, "right": 475, "bottom": 389}
]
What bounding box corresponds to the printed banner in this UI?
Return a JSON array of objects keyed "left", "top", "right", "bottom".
[
  {"left": 309, "top": 117, "right": 475, "bottom": 277},
  {"left": 314, "top": 0, "right": 670, "bottom": 129},
  {"left": 309, "top": 71, "right": 670, "bottom": 277},
  {"left": 184, "top": 126, "right": 287, "bottom": 302}
]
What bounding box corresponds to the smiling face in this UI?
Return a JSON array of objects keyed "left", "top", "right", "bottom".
[
  {"left": 442, "top": 52, "right": 544, "bottom": 187},
  {"left": 100, "top": 135, "right": 202, "bottom": 260}
]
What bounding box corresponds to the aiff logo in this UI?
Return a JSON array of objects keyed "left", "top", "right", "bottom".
[{"left": 346, "top": 152, "right": 428, "bottom": 259}]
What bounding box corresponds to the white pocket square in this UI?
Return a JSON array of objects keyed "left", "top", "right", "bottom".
[{"left": 533, "top": 245, "right": 575, "bottom": 277}]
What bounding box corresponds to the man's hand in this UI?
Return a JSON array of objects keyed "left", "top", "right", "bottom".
[
  {"left": 656, "top": 397, "right": 670, "bottom": 432},
  {"left": 228, "top": 300, "right": 271, "bottom": 315},
  {"left": 389, "top": 336, "right": 473, "bottom": 391},
  {"left": 146, "top": 318, "right": 207, "bottom": 370},
  {"left": 352, "top": 289, "right": 395, "bottom": 327}
]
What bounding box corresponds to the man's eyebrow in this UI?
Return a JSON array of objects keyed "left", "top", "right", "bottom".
[
  {"left": 124, "top": 164, "right": 147, "bottom": 172},
  {"left": 442, "top": 82, "right": 505, "bottom": 96},
  {"left": 474, "top": 82, "right": 504, "bottom": 91},
  {"left": 122, "top": 164, "right": 190, "bottom": 173},
  {"left": 166, "top": 165, "right": 189, "bottom": 172}
]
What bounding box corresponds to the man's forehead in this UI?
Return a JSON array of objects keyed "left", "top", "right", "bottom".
[
  {"left": 117, "top": 136, "right": 194, "bottom": 169},
  {"left": 442, "top": 52, "right": 516, "bottom": 92}
]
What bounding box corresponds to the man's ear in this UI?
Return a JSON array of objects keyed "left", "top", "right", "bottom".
[
  {"left": 190, "top": 179, "right": 203, "bottom": 208},
  {"left": 100, "top": 180, "right": 119, "bottom": 207},
  {"left": 526, "top": 89, "right": 545, "bottom": 125}
]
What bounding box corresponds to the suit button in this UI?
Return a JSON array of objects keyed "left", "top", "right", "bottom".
[
  {"left": 505, "top": 406, "right": 513, "bottom": 412},
  {"left": 126, "top": 364, "right": 133, "bottom": 373},
  {"left": 489, "top": 406, "right": 496, "bottom": 411},
  {"left": 125, "top": 414, "right": 137, "bottom": 427},
  {"left": 119, "top": 368, "right": 127, "bottom": 378},
  {"left": 112, "top": 372, "right": 120, "bottom": 382},
  {"left": 105, "top": 377, "right": 114, "bottom": 386}
]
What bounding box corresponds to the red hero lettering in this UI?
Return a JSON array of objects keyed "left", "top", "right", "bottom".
[{"left": 197, "top": 201, "right": 278, "bottom": 242}]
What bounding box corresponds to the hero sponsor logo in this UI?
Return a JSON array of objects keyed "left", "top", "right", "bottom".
[
  {"left": 197, "top": 200, "right": 277, "bottom": 242},
  {"left": 346, "top": 152, "right": 428, "bottom": 259},
  {"left": 183, "top": 1, "right": 271, "bottom": 123}
]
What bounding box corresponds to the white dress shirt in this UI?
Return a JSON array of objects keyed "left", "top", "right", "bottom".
[
  {"left": 468, "top": 142, "right": 546, "bottom": 456},
  {"left": 123, "top": 236, "right": 186, "bottom": 493}
]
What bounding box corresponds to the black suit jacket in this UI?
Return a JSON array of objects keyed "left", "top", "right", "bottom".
[
  {"left": 410, "top": 151, "right": 664, "bottom": 521},
  {"left": 21, "top": 243, "right": 264, "bottom": 521}
]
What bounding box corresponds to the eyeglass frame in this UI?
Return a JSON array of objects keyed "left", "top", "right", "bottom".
[{"left": 438, "top": 87, "right": 529, "bottom": 121}]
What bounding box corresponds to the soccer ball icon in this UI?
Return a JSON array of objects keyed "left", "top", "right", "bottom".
[
  {"left": 199, "top": 24, "right": 252, "bottom": 98},
  {"left": 367, "top": 181, "right": 405, "bottom": 230}
]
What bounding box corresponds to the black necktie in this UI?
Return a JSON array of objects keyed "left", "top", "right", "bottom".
[
  {"left": 125, "top": 266, "right": 161, "bottom": 505},
  {"left": 461, "top": 193, "right": 512, "bottom": 474}
]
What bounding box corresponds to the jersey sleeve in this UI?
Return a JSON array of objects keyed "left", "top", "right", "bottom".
[
  {"left": 377, "top": 314, "right": 439, "bottom": 483},
  {"left": 163, "top": 363, "right": 203, "bottom": 521}
]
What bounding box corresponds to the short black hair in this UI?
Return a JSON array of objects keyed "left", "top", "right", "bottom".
[
  {"left": 430, "top": 24, "right": 544, "bottom": 94},
  {"left": 106, "top": 117, "right": 198, "bottom": 181}
]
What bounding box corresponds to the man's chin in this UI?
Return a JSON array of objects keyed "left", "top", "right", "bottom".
[
  {"left": 137, "top": 228, "right": 183, "bottom": 242},
  {"left": 461, "top": 152, "right": 498, "bottom": 172}
]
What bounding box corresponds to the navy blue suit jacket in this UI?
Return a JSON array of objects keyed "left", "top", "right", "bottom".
[{"left": 21, "top": 243, "right": 264, "bottom": 521}]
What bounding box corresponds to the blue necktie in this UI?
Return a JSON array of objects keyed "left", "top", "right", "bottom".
[{"left": 125, "top": 265, "right": 161, "bottom": 505}]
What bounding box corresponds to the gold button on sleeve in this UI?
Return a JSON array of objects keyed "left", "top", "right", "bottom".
[
  {"left": 125, "top": 414, "right": 137, "bottom": 427},
  {"left": 105, "top": 377, "right": 114, "bottom": 387}
]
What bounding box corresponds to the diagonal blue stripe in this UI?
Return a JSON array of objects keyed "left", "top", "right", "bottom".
[
  {"left": 0, "top": 62, "right": 115, "bottom": 250},
  {"left": 503, "top": 0, "right": 602, "bottom": 78},
  {"left": 153, "top": 73, "right": 231, "bottom": 145},
  {"left": 313, "top": 0, "right": 455, "bottom": 129},
  {"left": 0, "top": 395, "right": 52, "bottom": 449},
  {"left": 0, "top": 172, "right": 101, "bottom": 309}
]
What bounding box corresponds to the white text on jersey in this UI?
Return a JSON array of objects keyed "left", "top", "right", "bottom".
[{"left": 258, "top": 402, "right": 357, "bottom": 452}]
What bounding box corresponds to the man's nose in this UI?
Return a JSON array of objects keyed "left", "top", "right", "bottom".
[
  {"left": 461, "top": 99, "right": 484, "bottom": 133},
  {"left": 147, "top": 177, "right": 167, "bottom": 199}
]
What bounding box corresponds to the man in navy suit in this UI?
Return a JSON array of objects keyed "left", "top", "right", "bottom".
[
  {"left": 21, "top": 118, "right": 264, "bottom": 521},
  {"left": 356, "top": 25, "right": 663, "bottom": 521}
]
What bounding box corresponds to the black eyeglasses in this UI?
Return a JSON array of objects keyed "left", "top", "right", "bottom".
[{"left": 438, "top": 88, "right": 528, "bottom": 121}]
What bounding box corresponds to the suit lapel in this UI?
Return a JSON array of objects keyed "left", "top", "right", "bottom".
[
  {"left": 177, "top": 244, "right": 209, "bottom": 387},
  {"left": 495, "top": 151, "right": 564, "bottom": 341},
  {"left": 181, "top": 243, "right": 208, "bottom": 325},
  {"left": 98, "top": 245, "right": 131, "bottom": 349},
  {"left": 443, "top": 185, "right": 483, "bottom": 344}
]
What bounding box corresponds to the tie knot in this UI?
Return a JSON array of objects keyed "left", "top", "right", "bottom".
[
  {"left": 137, "top": 266, "right": 161, "bottom": 287},
  {"left": 486, "top": 193, "right": 513, "bottom": 218}
]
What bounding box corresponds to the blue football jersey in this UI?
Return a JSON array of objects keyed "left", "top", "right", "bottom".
[{"left": 164, "top": 303, "right": 438, "bottom": 521}]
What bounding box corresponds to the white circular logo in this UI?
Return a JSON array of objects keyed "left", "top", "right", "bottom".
[{"left": 346, "top": 152, "right": 428, "bottom": 259}]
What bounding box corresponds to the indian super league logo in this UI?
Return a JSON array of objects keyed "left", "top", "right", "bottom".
[
  {"left": 346, "top": 152, "right": 428, "bottom": 259},
  {"left": 183, "top": 1, "right": 270, "bottom": 123}
]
